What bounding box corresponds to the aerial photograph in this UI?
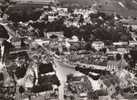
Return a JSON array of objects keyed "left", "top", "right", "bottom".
[{"left": 0, "top": 0, "right": 137, "bottom": 100}]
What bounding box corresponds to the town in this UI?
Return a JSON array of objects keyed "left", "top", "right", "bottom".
[{"left": 0, "top": 0, "right": 137, "bottom": 100}]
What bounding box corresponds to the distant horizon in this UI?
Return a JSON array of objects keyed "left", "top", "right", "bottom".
[
  {"left": 2, "top": 0, "right": 137, "bottom": 17},
  {"left": 11, "top": 0, "right": 57, "bottom": 3}
]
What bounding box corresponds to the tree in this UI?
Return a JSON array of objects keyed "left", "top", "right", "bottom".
[
  {"left": 120, "top": 34, "right": 129, "bottom": 41},
  {"left": 0, "top": 0, "right": 16, "bottom": 17},
  {"left": 89, "top": 34, "right": 95, "bottom": 42}
]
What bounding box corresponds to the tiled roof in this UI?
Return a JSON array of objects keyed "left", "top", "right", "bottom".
[{"left": 100, "top": 74, "right": 120, "bottom": 87}]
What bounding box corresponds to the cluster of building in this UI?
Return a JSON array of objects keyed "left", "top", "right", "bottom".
[{"left": 0, "top": 2, "right": 137, "bottom": 100}]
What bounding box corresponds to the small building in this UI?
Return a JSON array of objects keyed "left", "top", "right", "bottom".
[
  {"left": 129, "top": 41, "right": 137, "bottom": 47},
  {"left": 113, "top": 42, "right": 128, "bottom": 47},
  {"left": 71, "top": 35, "right": 79, "bottom": 42},
  {"left": 56, "top": 7, "right": 68, "bottom": 12},
  {"left": 99, "top": 74, "right": 120, "bottom": 96},
  {"left": 117, "top": 48, "right": 129, "bottom": 54},
  {"left": 46, "top": 32, "right": 64, "bottom": 40},
  {"left": 92, "top": 41, "right": 105, "bottom": 51}
]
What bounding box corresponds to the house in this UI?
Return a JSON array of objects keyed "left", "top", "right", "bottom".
[
  {"left": 117, "top": 48, "right": 129, "bottom": 54},
  {"left": 99, "top": 78, "right": 116, "bottom": 96},
  {"left": 46, "top": 32, "right": 64, "bottom": 40},
  {"left": 107, "top": 60, "right": 117, "bottom": 72},
  {"left": 129, "top": 41, "right": 137, "bottom": 47},
  {"left": 71, "top": 35, "right": 79, "bottom": 42},
  {"left": 92, "top": 41, "right": 105, "bottom": 51},
  {"left": 99, "top": 74, "right": 120, "bottom": 96},
  {"left": 115, "top": 69, "right": 133, "bottom": 89}
]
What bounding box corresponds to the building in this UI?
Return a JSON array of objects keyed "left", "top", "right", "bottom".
[
  {"left": 113, "top": 42, "right": 128, "bottom": 46},
  {"left": 129, "top": 41, "right": 137, "bottom": 47},
  {"left": 46, "top": 32, "right": 64, "bottom": 40},
  {"left": 64, "top": 74, "right": 92, "bottom": 100},
  {"left": 92, "top": 41, "right": 105, "bottom": 51},
  {"left": 99, "top": 74, "right": 120, "bottom": 96}
]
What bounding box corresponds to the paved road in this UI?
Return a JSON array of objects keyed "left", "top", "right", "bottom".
[{"left": 53, "top": 59, "right": 82, "bottom": 100}]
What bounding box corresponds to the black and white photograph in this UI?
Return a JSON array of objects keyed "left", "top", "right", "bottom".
[{"left": 0, "top": 0, "right": 137, "bottom": 100}]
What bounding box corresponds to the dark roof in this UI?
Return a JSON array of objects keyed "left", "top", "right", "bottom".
[
  {"left": 39, "top": 63, "right": 54, "bottom": 74},
  {"left": 31, "top": 85, "right": 53, "bottom": 93},
  {"left": 95, "top": 90, "right": 108, "bottom": 96},
  {"left": 71, "top": 76, "right": 84, "bottom": 82},
  {"left": 38, "top": 74, "right": 60, "bottom": 86},
  {"left": 100, "top": 74, "right": 120, "bottom": 87},
  {"left": 50, "top": 34, "right": 58, "bottom": 39},
  {"left": 0, "top": 24, "right": 9, "bottom": 39}
]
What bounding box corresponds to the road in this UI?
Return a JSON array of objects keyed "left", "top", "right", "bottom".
[
  {"left": 53, "top": 58, "right": 102, "bottom": 100},
  {"left": 53, "top": 59, "right": 82, "bottom": 100}
]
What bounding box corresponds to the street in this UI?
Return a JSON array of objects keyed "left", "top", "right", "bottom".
[{"left": 53, "top": 59, "right": 81, "bottom": 100}]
